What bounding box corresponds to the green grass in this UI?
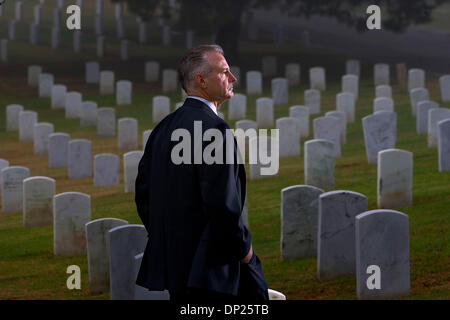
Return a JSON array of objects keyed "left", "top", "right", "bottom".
[{"left": 0, "top": 0, "right": 449, "bottom": 300}]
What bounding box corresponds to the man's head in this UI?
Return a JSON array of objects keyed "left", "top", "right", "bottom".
[{"left": 178, "top": 44, "right": 236, "bottom": 106}]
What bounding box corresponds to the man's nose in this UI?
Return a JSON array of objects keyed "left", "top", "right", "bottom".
[{"left": 229, "top": 72, "right": 237, "bottom": 83}]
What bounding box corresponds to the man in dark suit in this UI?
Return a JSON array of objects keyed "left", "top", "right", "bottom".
[{"left": 135, "top": 44, "right": 268, "bottom": 301}]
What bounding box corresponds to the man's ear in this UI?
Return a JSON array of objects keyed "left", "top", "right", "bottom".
[{"left": 195, "top": 73, "right": 206, "bottom": 88}]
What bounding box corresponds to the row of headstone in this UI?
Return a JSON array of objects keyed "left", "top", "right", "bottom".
[{"left": 280, "top": 187, "right": 410, "bottom": 299}]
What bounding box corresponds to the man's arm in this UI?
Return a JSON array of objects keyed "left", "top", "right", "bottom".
[
  {"left": 197, "top": 122, "right": 252, "bottom": 263},
  {"left": 135, "top": 137, "right": 152, "bottom": 233}
]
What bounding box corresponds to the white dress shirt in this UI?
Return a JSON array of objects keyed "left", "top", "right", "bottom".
[{"left": 187, "top": 96, "right": 218, "bottom": 115}]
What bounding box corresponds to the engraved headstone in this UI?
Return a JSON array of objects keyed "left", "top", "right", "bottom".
[
  {"left": 276, "top": 117, "right": 300, "bottom": 157},
  {"left": 374, "top": 63, "right": 390, "bottom": 86},
  {"left": 94, "top": 154, "right": 120, "bottom": 187},
  {"left": 309, "top": 67, "right": 326, "bottom": 91},
  {"left": 1, "top": 166, "right": 30, "bottom": 214},
  {"left": 313, "top": 117, "right": 341, "bottom": 158},
  {"left": 97, "top": 107, "right": 115, "bottom": 138},
  {"left": 325, "top": 110, "right": 347, "bottom": 144},
  {"left": 80, "top": 101, "right": 98, "bottom": 127},
  {"left": 256, "top": 98, "right": 274, "bottom": 128},
  {"left": 410, "top": 87, "right": 429, "bottom": 117},
  {"left": 377, "top": 149, "right": 413, "bottom": 209},
  {"left": 281, "top": 185, "right": 324, "bottom": 259},
  {"left": 86, "top": 218, "right": 128, "bottom": 294},
  {"left": 408, "top": 68, "right": 425, "bottom": 92},
  {"left": 346, "top": 59, "right": 360, "bottom": 77},
  {"left": 373, "top": 97, "right": 394, "bottom": 113},
  {"left": 439, "top": 75, "right": 450, "bottom": 102},
  {"left": 318, "top": 190, "right": 368, "bottom": 280},
  {"left": 65, "top": 92, "right": 82, "bottom": 118},
  {"left": 153, "top": 96, "right": 170, "bottom": 123},
  {"left": 356, "top": 209, "right": 410, "bottom": 299},
  {"left": 304, "top": 139, "right": 334, "bottom": 190},
  {"left": 304, "top": 89, "right": 320, "bottom": 115},
  {"left": 23, "top": 176, "right": 55, "bottom": 228},
  {"left": 271, "top": 78, "right": 289, "bottom": 106},
  {"left": 53, "top": 192, "right": 91, "bottom": 256},
  {"left": 116, "top": 80, "right": 132, "bottom": 105},
  {"left": 51, "top": 85, "right": 67, "bottom": 110},
  {"left": 375, "top": 85, "right": 392, "bottom": 99},
  {"left": 6, "top": 104, "right": 24, "bottom": 131},
  {"left": 246, "top": 71, "right": 262, "bottom": 95},
  {"left": 362, "top": 111, "right": 397, "bottom": 164},
  {"left": 33, "top": 122, "right": 54, "bottom": 155},
  {"left": 438, "top": 119, "right": 450, "bottom": 172},
  {"left": 416, "top": 101, "right": 438, "bottom": 134},
  {"left": 428, "top": 108, "right": 450, "bottom": 147},
  {"left": 68, "top": 139, "right": 92, "bottom": 179},
  {"left": 118, "top": 118, "right": 138, "bottom": 151},
  {"left": 48, "top": 133, "right": 70, "bottom": 168},
  {"left": 19, "top": 111, "right": 38, "bottom": 142},
  {"left": 336, "top": 92, "right": 355, "bottom": 123},
  {"left": 289, "top": 106, "right": 309, "bottom": 138},
  {"left": 342, "top": 75, "right": 359, "bottom": 100}
]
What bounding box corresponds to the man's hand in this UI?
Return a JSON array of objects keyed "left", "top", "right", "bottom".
[{"left": 240, "top": 245, "right": 253, "bottom": 264}]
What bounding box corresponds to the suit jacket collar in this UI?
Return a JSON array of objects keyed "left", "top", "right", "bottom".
[{"left": 184, "top": 98, "right": 219, "bottom": 119}]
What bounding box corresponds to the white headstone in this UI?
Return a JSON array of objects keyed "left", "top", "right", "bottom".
[
  {"left": 309, "top": 67, "right": 326, "bottom": 91},
  {"left": 410, "top": 87, "right": 429, "bottom": 117},
  {"left": 271, "top": 78, "right": 289, "bottom": 106},
  {"left": 100, "top": 71, "right": 115, "bottom": 95},
  {"left": 416, "top": 101, "right": 438, "bottom": 134},
  {"left": 8, "top": 20, "right": 17, "bottom": 40},
  {"left": 228, "top": 93, "right": 246, "bottom": 120},
  {"left": 96, "top": 0, "right": 103, "bottom": 15},
  {"left": 53, "top": 192, "right": 91, "bottom": 256},
  {"left": 80, "top": 101, "right": 98, "bottom": 127},
  {"left": 439, "top": 75, "right": 450, "bottom": 102},
  {"left": 336, "top": 92, "right": 355, "bottom": 123},
  {"left": 118, "top": 118, "right": 138, "bottom": 151},
  {"left": 1, "top": 166, "right": 30, "bottom": 214},
  {"left": 153, "top": 96, "right": 170, "bottom": 123},
  {"left": 15, "top": 1, "right": 22, "bottom": 20},
  {"left": 23, "top": 176, "right": 55, "bottom": 228},
  {"left": 116, "top": 80, "right": 132, "bottom": 105},
  {"left": 6, "top": 104, "right": 24, "bottom": 131},
  {"left": 65, "top": 92, "right": 82, "bottom": 118},
  {"left": 19, "top": 111, "right": 38, "bottom": 142},
  {"left": 304, "top": 139, "right": 334, "bottom": 190},
  {"left": 68, "top": 139, "right": 92, "bottom": 179},
  {"left": 362, "top": 111, "right": 397, "bottom": 164},
  {"left": 33, "top": 122, "right": 54, "bottom": 155},
  {"left": 346, "top": 59, "right": 360, "bottom": 77},
  {"left": 356, "top": 209, "right": 410, "bottom": 299},
  {"left": 51, "top": 85, "right": 67, "bottom": 110},
  {"left": 377, "top": 149, "right": 413, "bottom": 209},
  {"left": 246, "top": 71, "right": 262, "bottom": 95},
  {"left": 318, "top": 190, "right": 368, "bottom": 280},
  {"left": 304, "top": 89, "right": 320, "bottom": 115},
  {"left": 342, "top": 75, "right": 359, "bottom": 100},
  {"left": 276, "top": 117, "right": 300, "bottom": 157},
  {"left": 97, "top": 107, "right": 115, "bottom": 138},
  {"left": 313, "top": 116, "right": 341, "bottom": 158},
  {"left": 325, "top": 110, "right": 347, "bottom": 144},
  {"left": 408, "top": 68, "right": 425, "bottom": 92},
  {"left": 97, "top": 36, "right": 104, "bottom": 58},
  {"left": 94, "top": 154, "right": 120, "bottom": 187},
  {"left": 0, "top": 159, "right": 9, "bottom": 191},
  {"left": 281, "top": 185, "right": 324, "bottom": 259},
  {"left": 289, "top": 106, "right": 309, "bottom": 138},
  {"left": 256, "top": 98, "right": 274, "bottom": 128},
  {"left": 124, "top": 151, "right": 143, "bottom": 193},
  {"left": 48, "top": 133, "right": 70, "bottom": 168},
  {"left": 39, "top": 73, "right": 54, "bottom": 98},
  {"left": 86, "top": 218, "right": 128, "bottom": 294},
  {"left": 28, "top": 65, "right": 42, "bottom": 87},
  {"left": 373, "top": 97, "right": 394, "bottom": 113},
  {"left": 29, "top": 24, "right": 39, "bottom": 45},
  {"left": 428, "top": 108, "right": 450, "bottom": 147},
  {"left": 248, "top": 135, "right": 279, "bottom": 180},
  {"left": 285, "top": 63, "right": 300, "bottom": 87},
  {"left": 438, "top": 119, "right": 450, "bottom": 172},
  {"left": 374, "top": 63, "right": 390, "bottom": 86},
  {"left": 95, "top": 15, "right": 103, "bottom": 36},
  {"left": 375, "top": 85, "right": 392, "bottom": 99}
]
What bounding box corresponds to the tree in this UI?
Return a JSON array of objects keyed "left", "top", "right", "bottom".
[{"left": 113, "top": 0, "right": 449, "bottom": 63}]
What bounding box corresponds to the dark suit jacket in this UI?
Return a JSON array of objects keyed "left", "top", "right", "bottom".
[{"left": 135, "top": 98, "right": 266, "bottom": 297}]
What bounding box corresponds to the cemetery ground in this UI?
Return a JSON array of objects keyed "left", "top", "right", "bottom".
[{"left": 0, "top": 0, "right": 449, "bottom": 300}]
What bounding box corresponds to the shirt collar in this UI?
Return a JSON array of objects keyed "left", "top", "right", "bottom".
[{"left": 187, "top": 96, "right": 218, "bottom": 115}]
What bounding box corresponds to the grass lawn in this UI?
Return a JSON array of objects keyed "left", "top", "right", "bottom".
[{"left": 0, "top": 0, "right": 449, "bottom": 300}]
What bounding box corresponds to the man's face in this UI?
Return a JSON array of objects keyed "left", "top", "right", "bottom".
[{"left": 201, "top": 52, "right": 237, "bottom": 105}]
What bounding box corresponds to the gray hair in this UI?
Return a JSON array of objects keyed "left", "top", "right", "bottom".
[{"left": 178, "top": 44, "right": 224, "bottom": 93}]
